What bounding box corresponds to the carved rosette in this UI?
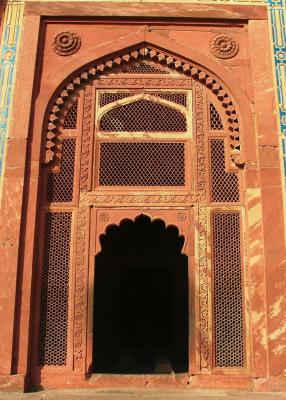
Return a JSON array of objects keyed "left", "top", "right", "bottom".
[
  {"left": 210, "top": 34, "right": 239, "bottom": 59},
  {"left": 99, "top": 212, "right": 109, "bottom": 222},
  {"left": 53, "top": 31, "right": 81, "bottom": 56},
  {"left": 177, "top": 212, "right": 187, "bottom": 222}
]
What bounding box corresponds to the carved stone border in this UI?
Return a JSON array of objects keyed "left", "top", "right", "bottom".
[
  {"left": 79, "top": 192, "right": 201, "bottom": 208},
  {"left": 44, "top": 45, "right": 240, "bottom": 165},
  {"left": 194, "top": 82, "right": 207, "bottom": 202},
  {"left": 198, "top": 206, "right": 210, "bottom": 370},
  {"left": 80, "top": 85, "right": 94, "bottom": 191},
  {"left": 74, "top": 204, "right": 89, "bottom": 367},
  {"left": 74, "top": 194, "right": 210, "bottom": 371}
]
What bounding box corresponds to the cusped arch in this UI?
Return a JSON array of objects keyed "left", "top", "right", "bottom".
[
  {"left": 98, "top": 214, "right": 186, "bottom": 255},
  {"left": 43, "top": 38, "right": 252, "bottom": 167}
]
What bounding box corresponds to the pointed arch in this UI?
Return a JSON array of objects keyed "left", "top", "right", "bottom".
[{"left": 41, "top": 34, "right": 253, "bottom": 167}]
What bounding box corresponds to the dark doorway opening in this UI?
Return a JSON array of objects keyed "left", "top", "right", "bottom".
[{"left": 92, "top": 215, "right": 188, "bottom": 374}]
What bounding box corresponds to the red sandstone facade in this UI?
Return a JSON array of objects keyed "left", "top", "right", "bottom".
[{"left": 0, "top": 3, "right": 286, "bottom": 392}]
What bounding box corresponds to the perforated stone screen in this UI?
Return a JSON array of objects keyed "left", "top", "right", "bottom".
[
  {"left": 210, "top": 103, "right": 223, "bottom": 130},
  {"left": 98, "top": 141, "right": 185, "bottom": 186},
  {"left": 99, "top": 92, "right": 133, "bottom": 108},
  {"left": 210, "top": 139, "right": 239, "bottom": 203},
  {"left": 99, "top": 99, "right": 187, "bottom": 132},
  {"left": 212, "top": 212, "right": 244, "bottom": 368},
  {"left": 122, "top": 61, "right": 169, "bottom": 74},
  {"left": 38, "top": 212, "right": 72, "bottom": 366},
  {"left": 47, "top": 139, "right": 76, "bottom": 203},
  {"left": 63, "top": 100, "right": 78, "bottom": 129}
]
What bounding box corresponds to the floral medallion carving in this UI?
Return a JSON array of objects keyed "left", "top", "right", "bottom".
[
  {"left": 209, "top": 34, "right": 239, "bottom": 59},
  {"left": 99, "top": 212, "right": 109, "bottom": 222},
  {"left": 53, "top": 31, "right": 81, "bottom": 56},
  {"left": 177, "top": 212, "right": 187, "bottom": 222}
]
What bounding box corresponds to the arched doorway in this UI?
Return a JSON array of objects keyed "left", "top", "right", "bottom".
[
  {"left": 33, "top": 41, "right": 246, "bottom": 388},
  {"left": 93, "top": 215, "right": 188, "bottom": 374}
]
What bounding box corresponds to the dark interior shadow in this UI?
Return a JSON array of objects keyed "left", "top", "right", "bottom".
[{"left": 92, "top": 214, "right": 188, "bottom": 374}]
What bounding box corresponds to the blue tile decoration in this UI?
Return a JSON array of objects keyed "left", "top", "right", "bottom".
[
  {"left": 268, "top": 0, "right": 286, "bottom": 191},
  {"left": 0, "top": 0, "right": 24, "bottom": 194}
]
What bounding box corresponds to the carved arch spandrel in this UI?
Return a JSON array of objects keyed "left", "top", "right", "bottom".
[
  {"left": 93, "top": 209, "right": 192, "bottom": 257},
  {"left": 44, "top": 44, "right": 242, "bottom": 167}
]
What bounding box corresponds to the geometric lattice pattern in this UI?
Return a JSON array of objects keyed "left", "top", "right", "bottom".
[
  {"left": 99, "top": 93, "right": 133, "bottom": 108},
  {"left": 151, "top": 93, "right": 187, "bottom": 107},
  {"left": 99, "top": 142, "right": 185, "bottom": 186},
  {"left": 210, "top": 103, "right": 223, "bottom": 130},
  {"left": 47, "top": 139, "right": 76, "bottom": 203},
  {"left": 210, "top": 139, "right": 239, "bottom": 203},
  {"left": 63, "top": 100, "right": 78, "bottom": 129},
  {"left": 99, "top": 100, "right": 187, "bottom": 132},
  {"left": 212, "top": 212, "right": 244, "bottom": 368},
  {"left": 38, "top": 212, "right": 72, "bottom": 366},
  {"left": 99, "top": 92, "right": 187, "bottom": 108},
  {"left": 122, "top": 61, "right": 169, "bottom": 74}
]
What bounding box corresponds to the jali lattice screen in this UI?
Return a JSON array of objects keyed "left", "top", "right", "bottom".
[{"left": 212, "top": 212, "right": 244, "bottom": 368}]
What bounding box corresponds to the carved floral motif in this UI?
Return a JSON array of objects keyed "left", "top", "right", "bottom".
[
  {"left": 194, "top": 83, "right": 207, "bottom": 202},
  {"left": 94, "top": 78, "right": 193, "bottom": 88},
  {"left": 99, "top": 212, "right": 109, "bottom": 222},
  {"left": 74, "top": 205, "right": 89, "bottom": 365},
  {"left": 177, "top": 212, "right": 187, "bottom": 222},
  {"left": 79, "top": 192, "right": 201, "bottom": 207},
  {"left": 210, "top": 34, "right": 239, "bottom": 59},
  {"left": 53, "top": 31, "right": 81, "bottom": 56},
  {"left": 198, "top": 206, "right": 210, "bottom": 369},
  {"left": 80, "top": 86, "right": 93, "bottom": 191}
]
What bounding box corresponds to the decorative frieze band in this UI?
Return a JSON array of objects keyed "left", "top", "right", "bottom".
[{"left": 79, "top": 191, "right": 202, "bottom": 208}]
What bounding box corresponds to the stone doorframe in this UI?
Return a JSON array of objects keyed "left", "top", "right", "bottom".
[{"left": 86, "top": 208, "right": 195, "bottom": 376}]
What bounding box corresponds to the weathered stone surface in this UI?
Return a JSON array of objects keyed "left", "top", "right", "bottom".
[{"left": 0, "top": 2, "right": 285, "bottom": 394}]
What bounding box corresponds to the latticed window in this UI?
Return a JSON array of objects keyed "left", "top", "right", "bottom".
[
  {"left": 212, "top": 212, "right": 244, "bottom": 368},
  {"left": 38, "top": 212, "right": 71, "bottom": 366},
  {"left": 95, "top": 90, "right": 191, "bottom": 187},
  {"left": 63, "top": 100, "right": 78, "bottom": 129},
  {"left": 99, "top": 142, "right": 185, "bottom": 186},
  {"left": 210, "top": 139, "right": 239, "bottom": 203},
  {"left": 99, "top": 99, "right": 187, "bottom": 132},
  {"left": 47, "top": 139, "right": 76, "bottom": 203},
  {"left": 210, "top": 103, "right": 223, "bottom": 130}
]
